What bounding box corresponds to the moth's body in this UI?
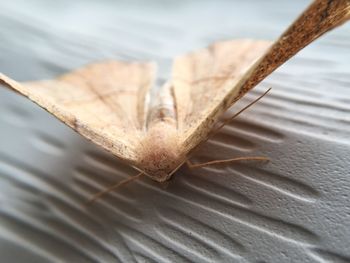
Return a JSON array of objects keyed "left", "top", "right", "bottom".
[{"left": 137, "top": 82, "right": 184, "bottom": 182}]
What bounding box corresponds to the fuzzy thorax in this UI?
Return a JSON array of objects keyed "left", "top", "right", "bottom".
[{"left": 137, "top": 122, "right": 182, "bottom": 182}]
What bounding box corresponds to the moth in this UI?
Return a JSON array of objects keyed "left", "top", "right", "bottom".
[{"left": 1, "top": 0, "right": 349, "bottom": 202}]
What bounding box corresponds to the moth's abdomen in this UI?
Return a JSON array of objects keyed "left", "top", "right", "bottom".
[{"left": 146, "top": 81, "right": 177, "bottom": 129}]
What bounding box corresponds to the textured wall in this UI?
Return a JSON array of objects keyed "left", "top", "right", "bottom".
[{"left": 0, "top": 0, "right": 350, "bottom": 262}]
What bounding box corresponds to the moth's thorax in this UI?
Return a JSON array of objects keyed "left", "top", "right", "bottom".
[
  {"left": 146, "top": 81, "right": 176, "bottom": 128},
  {"left": 137, "top": 122, "right": 183, "bottom": 182}
]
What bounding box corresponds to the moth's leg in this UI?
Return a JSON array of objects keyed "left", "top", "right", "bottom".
[
  {"left": 87, "top": 172, "right": 144, "bottom": 205},
  {"left": 186, "top": 156, "right": 268, "bottom": 169},
  {"left": 185, "top": 89, "right": 271, "bottom": 171},
  {"left": 186, "top": 160, "right": 195, "bottom": 169},
  {"left": 211, "top": 88, "right": 271, "bottom": 138}
]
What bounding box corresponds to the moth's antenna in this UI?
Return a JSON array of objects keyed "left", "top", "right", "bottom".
[
  {"left": 210, "top": 88, "right": 271, "bottom": 138},
  {"left": 87, "top": 172, "right": 144, "bottom": 205},
  {"left": 187, "top": 156, "right": 269, "bottom": 169}
]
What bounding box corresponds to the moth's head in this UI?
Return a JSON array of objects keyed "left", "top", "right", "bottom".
[
  {"left": 137, "top": 123, "right": 184, "bottom": 182},
  {"left": 138, "top": 139, "right": 184, "bottom": 183},
  {"left": 143, "top": 168, "right": 176, "bottom": 183}
]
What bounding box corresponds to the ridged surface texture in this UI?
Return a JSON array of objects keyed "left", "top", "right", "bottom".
[{"left": 0, "top": 0, "right": 349, "bottom": 262}]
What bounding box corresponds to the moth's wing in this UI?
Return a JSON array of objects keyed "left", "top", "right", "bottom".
[
  {"left": 172, "top": 40, "right": 271, "bottom": 153},
  {"left": 232, "top": 0, "right": 350, "bottom": 100},
  {"left": 0, "top": 61, "right": 156, "bottom": 163},
  {"left": 173, "top": 0, "right": 350, "bottom": 155}
]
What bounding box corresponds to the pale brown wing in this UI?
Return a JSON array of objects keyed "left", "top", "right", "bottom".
[
  {"left": 232, "top": 0, "right": 350, "bottom": 101},
  {"left": 172, "top": 40, "right": 270, "bottom": 153},
  {"left": 0, "top": 61, "right": 156, "bottom": 163},
  {"left": 173, "top": 0, "right": 350, "bottom": 155}
]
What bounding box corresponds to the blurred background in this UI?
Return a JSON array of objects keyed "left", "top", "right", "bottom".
[{"left": 0, "top": 0, "right": 350, "bottom": 262}]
